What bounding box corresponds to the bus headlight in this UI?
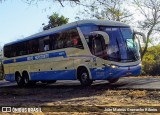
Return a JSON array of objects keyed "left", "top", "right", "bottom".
[{"left": 111, "top": 65, "right": 118, "bottom": 69}]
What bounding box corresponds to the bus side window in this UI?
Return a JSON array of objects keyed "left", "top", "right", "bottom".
[
  {"left": 44, "top": 40, "right": 50, "bottom": 51},
  {"left": 4, "top": 45, "right": 13, "bottom": 58},
  {"left": 33, "top": 40, "right": 39, "bottom": 53},
  {"left": 49, "top": 35, "right": 55, "bottom": 50},
  {"left": 43, "top": 36, "right": 50, "bottom": 51},
  {"left": 52, "top": 33, "right": 60, "bottom": 50},
  {"left": 61, "top": 32, "right": 66, "bottom": 48},
  {"left": 57, "top": 34, "right": 64, "bottom": 49},
  {"left": 22, "top": 42, "right": 27, "bottom": 55},
  {"left": 15, "top": 44, "right": 20, "bottom": 56},
  {"left": 70, "top": 29, "right": 83, "bottom": 49},
  {"left": 66, "top": 35, "right": 73, "bottom": 48},
  {"left": 49, "top": 29, "right": 83, "bottom": 50},
  {"left": 93, "top": 35, "right": 106, "bottom": 59},
  {"left": 39, "top": 38, "right": 44, "bottom": 52},
  {"left": 38, "top": 36, "right": 50, "bottom": 52},
  {"left": 60, "top": 30, "right": 72, "bottom": 48}
]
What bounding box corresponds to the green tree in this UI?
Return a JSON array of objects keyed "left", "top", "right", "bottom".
[
  {"left": 142, "top": 45, "right": 160, "bottom": 75},
  {"left": 43, "top": 12, "right": 69, "bottom": 30},
  {"left": 133, "top": 0, "right": 160, "bottom": 59}
]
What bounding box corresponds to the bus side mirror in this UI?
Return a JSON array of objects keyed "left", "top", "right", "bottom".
[
  {"left": 134, "top": 31, "right": 146, "bottom": 43},
  {"left": 90, "top": 31, "right": 110, "bottom": 44}
]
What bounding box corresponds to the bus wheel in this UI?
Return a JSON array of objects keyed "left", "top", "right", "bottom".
[
  {"left": 78, "top": 68, "right": 93, "bottom": 86},
  {"left": 15, "top": 73, "right": 24, "bottom": 87},
  {"left": 108, "top": 78, "right": 119, "bottom": 83},
  {"left": 23, "top": 72, "right": 36, "bottom": 86}
]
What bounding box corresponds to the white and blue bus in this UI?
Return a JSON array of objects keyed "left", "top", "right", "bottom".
[{"left": 2, "top": 20, "right": 146, "bottom": 86}]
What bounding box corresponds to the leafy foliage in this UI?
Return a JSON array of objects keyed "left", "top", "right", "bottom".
[
  {"left": 43, "top": 12, "right": 69, "bottom": 30},
  {"left": 133, "top": 0, "right": 160, "bottom": 59},
  {"left": 76, "top": 0, "right": 133, "bottom": 23},
  {"left": 142, "top": 45, "right": 160, "bottom": 75}
]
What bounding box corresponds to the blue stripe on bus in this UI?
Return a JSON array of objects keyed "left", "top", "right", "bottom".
[
  {"left": 3, "top": 51, "right": 67, "bottom": 64},
  {"left": 5, "top": 74, "right": 15, "bottom": 81},
  {"left": 5, "top": 65, "right": 141, "bottom": 82},
  {"left": 5, "top": 69, "right": 76, "bottom": 81},
  {"left": 3, "top": 59, "right": 14, "bottom": 64},
  {"left": 30, "top": 70, "right": 76, "bottom": 81}
]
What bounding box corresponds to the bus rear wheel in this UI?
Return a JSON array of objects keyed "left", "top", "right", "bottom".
[
  {"left": 15, "top": 73, "right": 24, "bottom": 87},
  {"left": 23, "top": 72, "right": 36, "bottom": 86},
  {"left": 108, "top": 78, "right": 119, "bottom": 83},
  {"left": 78, "top": 68, "right": 93, "bottom": 86}
]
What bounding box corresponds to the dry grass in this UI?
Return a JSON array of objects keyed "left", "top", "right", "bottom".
[
  {"left": 138, "top": 76, "right": 160, "bottom": 78},
  {"left": 128, "top": 90, "right": 147, "bottom": 98},
  {"left": 0, "top": 79, "right": 160, "bottom": 114}
]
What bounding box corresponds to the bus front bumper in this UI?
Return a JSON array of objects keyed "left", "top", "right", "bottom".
[{"left": 91, "top": 64, "right": 141, "bottom": 80}]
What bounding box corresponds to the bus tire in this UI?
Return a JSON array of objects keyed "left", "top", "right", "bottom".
[
  {"left": 78, "top": 67, "right": 93, "bottom": 86},
  {"left": 108, "top": 78, "right": 119, "bottom": 83},
  {"left": 15, "top": 72, "right": 24, "bottom": 87},
  {"left": 23, "top": 72, "right": 36, "bottom": 87}
]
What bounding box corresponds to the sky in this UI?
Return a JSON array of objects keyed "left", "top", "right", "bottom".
[
  {"left": 0, "top": 0, "right": 153, "bottom": 48},
  {"left": 0, "top": 0, "right": 80, "bottom": 46}
]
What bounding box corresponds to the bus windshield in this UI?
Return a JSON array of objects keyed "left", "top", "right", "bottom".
[{"left": 80, "top": 25, "right": 140, "bottom": 62}]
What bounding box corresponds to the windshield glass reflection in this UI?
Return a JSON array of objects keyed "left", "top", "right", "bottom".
[{"left": 80, "top": 25, "right": 140, "bottom": 62}]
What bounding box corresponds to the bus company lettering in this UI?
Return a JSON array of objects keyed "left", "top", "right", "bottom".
[
  {"left": 27, "top": 54, "right": 49, "bottom": 61},
  {"left": 59, "top": 52, "right": 65, "bottom": 55},
  {"left": 34, "top": 54, "right": 49, "bottom": 60},
  {"left": 27, "top": 56, "right": 33, "bottom": 61}
]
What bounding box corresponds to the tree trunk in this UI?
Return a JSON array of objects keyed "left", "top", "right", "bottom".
[{"left": 141, "top": 26, "right": 154, "bottom": 59}]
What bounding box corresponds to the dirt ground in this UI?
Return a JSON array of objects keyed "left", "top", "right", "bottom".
[{"left": 0, "top": 77, "right": 160, "bottom": 114}]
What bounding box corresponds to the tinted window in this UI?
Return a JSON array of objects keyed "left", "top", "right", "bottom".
[
  {"left": 4, "top": 28, "right": 83, "bottom": 58},
  {"left": 89, "top": 35, "right": 106, "bottom": 59},
  {"left": 70, "top": 29, "right": 83, "bottom": 49},
  {"left": 94, "top": 37, "right": 104, "bottom": 57},
  {"left": 51, "top": 28, "right": 83, "bottom": 50}
]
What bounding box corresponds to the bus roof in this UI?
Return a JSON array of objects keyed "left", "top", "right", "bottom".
[{"left": 4, "top": 20, "right": 129, "bottom": 46}]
